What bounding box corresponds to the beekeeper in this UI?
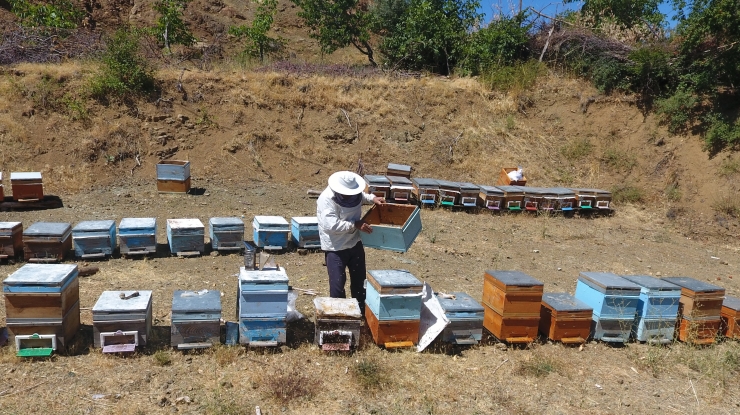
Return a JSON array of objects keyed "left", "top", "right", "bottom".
[{"left": 317, "top": 171, "right": 385, "bottom": 311}]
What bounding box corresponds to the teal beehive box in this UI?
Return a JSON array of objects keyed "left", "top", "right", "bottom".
[
  {"left": 119, "top": 217, "right": 156, "bottom": 256},
  {"left": 72, "top": 220, "right": 117, "bottom": 259},
  {"left": 360, "top": 204, "right": 421, "bottom": 253},
  {"left": 575, "top": 272, "right": 640, "bottom": 343}
]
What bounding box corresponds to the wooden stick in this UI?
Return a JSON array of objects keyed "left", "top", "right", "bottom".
[
  {"left": 340, "top": 108, "right": 352, "bottom": 128},
  {"left": 491, "top": 358, "right": 509, "bottom": 375},
  {"left": 539, "top": 25, "right": 555, "bottom": 62},
  {"left": 307, "top": 189, "right": 322, "bottom": 198},
  {"left": 689, "top": 378, "right": 699, "bottom": 405},
  {"left": 528, "top": 7, "right": 573, "bottom": 26}
]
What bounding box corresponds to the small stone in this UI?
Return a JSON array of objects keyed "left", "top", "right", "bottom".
[
  {"left": 557, "top": 267, "right": 562, "bottom": 271},
  {"left": 210, "top": 251, "right": 218, "bottom": 257}
]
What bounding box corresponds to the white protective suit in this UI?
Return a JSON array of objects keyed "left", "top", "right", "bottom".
[{"left": 316, "top": 186, "right": 375, "bottom": 251}]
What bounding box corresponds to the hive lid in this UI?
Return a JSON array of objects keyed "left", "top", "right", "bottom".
[
  {"left": 72, "top": 220, "right": 116, "bottom": 232},
  {"left": 0, "top": 221, "right": 22, "bottom": 230},
  {"left": 23, "top": 222, "right": 71, "bottom": 236},
  {"left": 436, "top": 292, "right": 484, "bottom": 313},
  {"left": 119, "top": 217, "right": 156, "bottom": 229},
  {"left": 387, "top": 163, "right": 411, "bottom": 173},
  {"left": 621, "top": 275, "right": 680, "bottom": 291},
  {"left": 367, "top": 269, "right": 422, "bottom": 288},
  {"left": 364, "top": 174, "right": 390, "bottom": 184},
  {"left": 172, "top": 290, "right": 222, "bottom": 313},
  {"left": 549, "top": 187, "right": 577, "bottom": 197},
  {"left": 93, "top": 290, "right": 152, "bottom": 312},
  {"left": 253, "top": 216, "right": 289, "bottom": 226},
  {"left": 662, "top": 277, "right": 724, "bottom": 293},
  {"left": 457, "top": 182, "right": 480, "bottom": 191},
  {"left": 579, "top": 272, "right": 640, "bottom": 290},
  {"left": 387, "top": 175, "right": 413, "bottom": 186},
  {"left": 542, "top": 293, "right": 592, "bottom": 312},
  {"left": 496, "top": 185, "right": 524, "bottom": 193},
  {"left": 291, "top": 216, "right": 318, "bottom": 225},
  {"left": 4, "top": 264, "right": 78, "bottom": 286},
  {"left": 478, "top": 185, "right": 503, "bottom": 195},
  {"left": 723, "top": 296, "right": 740, "bottom": 311},
  {"left": 167, "top": 218, "right": 204, "bottom": 229},
  {"left": 486, "top": 270, "right": 543, "bottom": 287},
  {"left": 412, "top": 178, "right": 439, "bottom": 187},
  {"left": 570, "top": 188, "right": 612, "bottom": 196},
  {"left": 435, "top": 179, "right": 459, "bottom": 189},
  {"left": 313, "top": 297, "right": 362, "bottom": 318},
  {"left": 10, "top": 172, "right": 42, "bottom": 180},
  {"left": 239, "top": 267, "right": 289, "bottom": 283},
  {"left": 209, "top": 217, "right": 244, "bottom": 226}
]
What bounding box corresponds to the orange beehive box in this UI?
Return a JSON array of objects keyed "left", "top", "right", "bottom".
[
  {"left": 11, "top": 172, "right": 44, "bottom": 201},
  {"left": 483, "top": 304, "right": 538, "bottom": 343},
  {"left": 721, "top": 296, "right": 740, "bottom": 339},
  {"left": 365, "top": 305, "right": 419, "bottom": 348},
  {"left": 663, "top": 277, "right": 724, "bottom": 319},
  {"left": 677, "top": 317, "right": 721, "bottom": 345},
  {"left": 482, "top": 270, "right": 544, "bottom": 317},
  {"left": 539, "top": 293, "right": 592, "bottom": 344},
  {"left": 0, "top": 222, "right": 24, "bottom": 260}
]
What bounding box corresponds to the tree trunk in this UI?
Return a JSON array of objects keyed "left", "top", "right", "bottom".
[{"left": 352, "top": 39, "right": 377, "bottom": 66}]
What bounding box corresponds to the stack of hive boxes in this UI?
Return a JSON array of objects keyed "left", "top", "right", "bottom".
[
  {"left": 365, "top": 269, "right": 423, "bottom": 348},
  {"left": 575, "top": 272, "right": 640, "bottom": 343},
  {"left": 92, "top": 290, "right": 153, "bottom": 353},
  {"left": 11, "top": 172, "right": 44, "bottom": 201},
  {"left": 664, "top": 277, "right": 725, "bottom": 344},
  {"left": 237, "top": 266, "right": 289, "bottom": 346},
  {"left": 482, "top": 270, "right": 543, "bottom": 343},
  {"left": 171, "top": 290, "right": 222, "bottom": 349},
  {"left": 622, "top": 275, "right": 681, "bottom": 344},
  {"left": 156, "top": 160, "right": 191, "bottom": 193},
  {"left": 290, "top": 217, "right": 321, "bottom": 249},
  {"left": 721, "top": 296, "right": 740, "bottom": 339}
]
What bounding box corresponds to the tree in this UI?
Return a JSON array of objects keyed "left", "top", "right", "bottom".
[
  {"left": 461, "top": 11, "right": 531, "bottom": 75},
  {"left": 229, "top": 0, "right": 283, "bottom": 63},
  {"left": 291, "top": 0, "right": 377, "bottom": 65},
  {"left": 89, "top": 27, "right": 155, "bottom": 99},
  {"left": 9, "top": 0, "right": 84, "bottom": 29},
  {"left": 152, "top": 0, "right": 196, "bottom": 52},
  {"left": 564, "top": 0, "right": 664, "bottom": 28}
]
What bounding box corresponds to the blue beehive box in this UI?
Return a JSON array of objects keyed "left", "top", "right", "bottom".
[
  {"left": 209, "top": 217, "right": 244, "bottom": 252},
  {"left": 360, "top": 204, "right": 422, "bottom": 253},
  {"left": 72, "top": 220, "right": 117, "bottom": 259},
  {"left": 291, "top": 217, "right": 321, "bottom": 249},
  {"left": 119, "top": 218, "right": 156, "bottom": 256},
  {"left": 252, "top": 216, "right": 289, "bottom": 250},
  {"left": 171, "top": 289, "right": 222, "bottom": 349},
  {"left": 436, "top": 292, "right": 484, "bottom": 345},
  {"left": 366, "top": 270, "right": 423, "bottom": 321},
  {"left": 621, "top": 275, "right": 681, "bottom": 344},
  {"left": 575, "top": 272, "right": 640, "bottom": 343},
  {"left": 238, "top": 266, "right": 288, "bottom": 346},
  {"left": 167, "top": 218, "right": 205, "bottom": 255}
]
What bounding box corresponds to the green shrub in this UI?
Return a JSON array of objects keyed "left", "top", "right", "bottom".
[
  {"left": 152, "top": 0, "right": 196, "bottom": 51},
  {"left": 655, "top": 88, "right": 699, "bottom": 133},
  {"left": 460, "top": 12, "right": 531, "bottom": 76},
  {"left": 602, "top": 148, "right": 637, "bottom": 171},
  {"left": 703, "top": 114, "right": 740, "bottom": 152},
  {"left": 9, "top": 0, "right": 84, "bottom": 29},
  {"left": 89, "top": 27, "right": 155, "bottom": 100},
  {"left": 719, "top": 158, "right": 740, "bottom": 176},
  {"left": 560, "top": 137, "right": 593, "bottom": 160},
  {"left": 481, "top": 60, "right": 546, "bottom": 92}
]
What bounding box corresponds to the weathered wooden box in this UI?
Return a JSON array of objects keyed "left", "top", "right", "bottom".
[
  {"left": 521, "top": 187, "right": 549, "bottom": 212},
  {"left": 535, "top": 188, "right": 559, "bottom": 211},
  {"left": 156, "top": 160, "right": 191, "bottom": 193},
  {"left": 4, "top": 264, "right": 80, "bottom": 356},
  {"left": 364, "top": 175, "right": 391, "bottom": 199},
  {"left": 387, "top": 175, "right": 414, "bottom": 204},
  {"left": 365, "top": 304, "right": 420, "bottom": 348},
  {"left": 118, "top": 217, "right": 157, "bottom": 256},
  {"left": 209, "top": 217, "right": 244, "bottom": 252},
  {"left": 677, "top": 316, "right": 722, "bottom": 344},
  {"left": 496, "top": 167, "right": 527, "bottom": 186},
  {"left": 436, "top": 292, "right": 484, "bottom": 345},
  {"left": 570, "top": 188, "right": 612, "bottom": 210},
  {"left": 11, "top": 171, "right": 44, "bottom": 201},
  {"left": 0, "top": 221, "right": 23, "bottom": 260},
  {"left": 621, "top": 275, "right": 681, "bottom": 344},
  {"left": 252, "top": 216, "right": 289, "bottom": 250},
  {"left": 412, "top": 177, "right": 439, "bottom": 206},
  {"left": 290, "top": 216, "right": 321, "bottom": 249},
  {"left": 167, "top": 218, "right": 205, "bottom": 255},
  {"left": 575, "top": 272, "right": 640, "bottom": 343},
  {"left": 72, "top": 220, "right": 117, "bottom": 259},
  {"left": 386, "top": 163, "right": 412, "bottom": 178},
  {"left": 171, "top": 290, "right": 221, "bottom": 349},
  {"left": 366, "top": 270, "right": 423, "bottom": 321},
  {"left": 721, "top": 296, "right": 740, "bottom": 339},
  {"left": 478, "top": 185, "right": 505, "bottom": 211},
  {"left": 92, "top": 290, "right": 152, "bottom": 353},
  {"left": 313, "top": 297, "right": 362, "bottom": 351},
  {"left": 496, "top": 185, "right": 525, "bottom": 211},
  {"left": 662, "top": 277, "right": 725, "bottom": 319},
  {"left": 436, "top": 180, "right": 460, "bottom": 207},
  {"left": 360, "top": 203, "right": 422, "bottom": 253},
  {"left": 457, "top": 182, "right": 480, "bottom": 208},
  {"left": 238, "top": 266, "right": 289, "bottom": 318},
  {"left": 483, "top": 304, "right": 539, "bottom": 343},
  {"left": 238, "top": 317, "right": 286, "bottom": 346},
  {"left": 23, "top": 221, "right": 72, "bottom": 263},
  {"left": 482, "top": 270, "right": 544, "bottom": 317},
  {"left": 539, "top": 293, "right": 592, "bottom": 344},
  {"left": 551, "top": 187, "right": 577, "bottom": 212}
]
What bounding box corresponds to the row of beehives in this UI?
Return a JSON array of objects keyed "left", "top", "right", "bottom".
[{"left": 0, "top": 171, "right": 45, "bottom": 202}]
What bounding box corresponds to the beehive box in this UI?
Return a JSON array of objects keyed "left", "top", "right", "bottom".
[
  {"left": 550, "top": 187, "right": 577, "bottom": 212},
  {"left": 677, "top": 316, "right": 722, "bottom": 345},
  {"left": 290, "top": 217, "right": 321, "bottom": 249},
  {"left": 209, "top": 217, "right": 244, "bottom": 252},
  {"left": 156, "top": 160, "right": 191, "bottom": 193},
  {"left": 496, "top": 167, "right": 527, "bottom": 186},
  {"left": 483, "top": 305, "right": 539, "bottom": 343},
  {"left": 482, "top": 270, "right": 544, "bottom": 317},
  {"left": 436, "top": 180, "right": 460, "bottom": 207},
  {"left": 92, "top": 290, "right": 152, "bottom": 353},
  {"left": 72, "top": 220, "right": 117, "bottom": 259},
  {"left": 10, "top": 172, "right": 44, "bottom": 201},
  {"left": 721, "top": 296, "right": 740, "bottom": 339},
  {"left": 23, "top": 222, "right": 72, "bottom": 263},
  {"left": 171, "top": 290, "right": 221, "bottom": 349},
  {"left": 360, "top": 203, "right": 422, "bottom": 253},
  {"left": 238, "top": 266, "right": 288, "bottom": 346},
  {"left": 387, "top": 175, "right": 414, "bottom": 203},
  {"left": 0, "top": 221, "right": 23, "bottom": 260},
  {"left": 570, "top": 188, "right": 612, "bottom": 210},
  {"left": 522, "top": 187, "right": 548, "bottom": 212},
  {"left": 167, "top": 218, "right": 205, "bottom": 256},
  {"left": 313, "top": 297, "right": 362, "bottom": 351},
  {"left": 436, "top": 292, "right": 484, "bottom": 345},
  {"left": 622, "top": 275, "right": 681, "bottom": 344},
  {"left": 662, "top": 277, "right": 725, "bottom": 319},
  {"left": 539, "top": 293, "right": 592, "bottom": 344},
  {"left": 575, "top": 272, "right": 640, "bottom": 343},
  {"left": 535, "top": 188, "right": 559, "bottom": 211},
  {"left": 252, "top": 216, "right": 289, "bottom": 250},
  {"left": 4, "top": 264, "right": 80, "bottom": 356},
  {"left": 496, "top": 186, "right": 525, "bottom": 211},
  {"left": 364, "top": 175, "right": 391, "bottom": 199},
  {"left": 477, "top": 185, "right": 505, "bottom": 211},
  {"left": 458, "top": 182, "right": 480, "bottom": 208},
  {"left": 365, "top": 304, "right": 420, "bottom": 348},
  {"left": 412, "top": 178, "right": 440, "bottom": 206},
  {"left": 386, "top": 163, "right": 412, "bottom": 178},
  {"left": 366, "top": 270, "right": 423, "bottom": 321},
  {"left": 118, "top": 217, "right": 157, "bottom": 256}
]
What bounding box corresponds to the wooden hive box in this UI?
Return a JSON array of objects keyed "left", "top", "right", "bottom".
[
  {"left": 570, "top": 188, "right": 612, "bottom": 211},
  {"left": 366, "top": 270, "right": 423, "bottom": 321},
  {"left": 364, "top": 174, "right": 391, "bottom": 199},
  {"left": 360, "top": 203, "right": 422, "bottom": 253},
  {"left": 387, "top": 175, "right": 414, "bottom": 204},
  {"left": 550, "top": 187, "right": 577, "bottom": 212},
  {"left": 536, "top": 188, "right": 559, "bottom": 211},
  {"left": 252, "top": 216, "right": 289, "bottom": 250},
  {"left": 365, "top": 304, "right": 420, "bottom": 348},
  {"left": 496, "top": 167, "right": 527, "bottom": 186},
  {"left": 483, "top": 304, "right": 540, "bottom": 343},
  {"left": 436, "top": 292, "right": 484, "bottom": 345},
  {"left": 118, "top": 217, "right": 157, "bottom": 256},
  {"left": 156, "top": 160, "right": 191, "bottom": 193},
  {"left": 72, "top": 220, "right": 117, "bottom": 259},
  {"left": 720, "top": 296, "right": 740, "bottom": 339},
  {"left": 209, "top": 217, "right": 244, "bottom": 252},
  {"left": 436, "top": 179, "right": 460, "bottom": 207},
  {"left": 521, "top": 187, "right": 549, "bottom": 212},
  {"left": 412, "top": 177, "right": 440, "bottom": 207},
  {"left": 662, "top": 277, "right": 724, "bottom": 319},
  {"left": 92, "top": 290, "right": 152, "bottom": 353},
  {"left": 575, "top": 272, "right": 640, "bottom": 343},
  {"left": 457, "top": 182, "right": 480, "bottom": 208},
  {"left": 23, "top": 221, "right": 72, "bottom": 263},
  {"left": 290, "top": 216, "right": 321, "bottom": 249},
  {"left": 313, "top": 297, "right": 362, "bottom": 351},
  {"left": 171, "top": 289, "right": 221, "bottom": 349},
  {"left": 4, "top": 264, "right": 80, "bottom": 356},
  {"left": 677, "top": 316, "right": 722, "bottom": 345},
  {"left": 167, "top": 218, "right": 205, "bottom": 256},
  {"left": 621, "top": 275, "right": 681, "bottom": 344},
  {"left": 539, "top": 293, "right": 592, "bottom": 344},
  {"left": 482, "top": 270, "right": 544, "bottom": 317},
  {"left": 386, "top": 163, "right": 412, "bottom": 179},
  {"left": 0, "top": 221, "right": 24, "bottom": 260},
  {"left": 477, "top": 185, "right": 505, "bottom": 211},
  {"left": 238, "top": 267, "right": 288, "bottom": 346},
  {"left": 496, "top": 186, "right": 525, "bottom": 211},
  {"left": 10, "top": 171, "right": 44, "bottom": 201}
]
